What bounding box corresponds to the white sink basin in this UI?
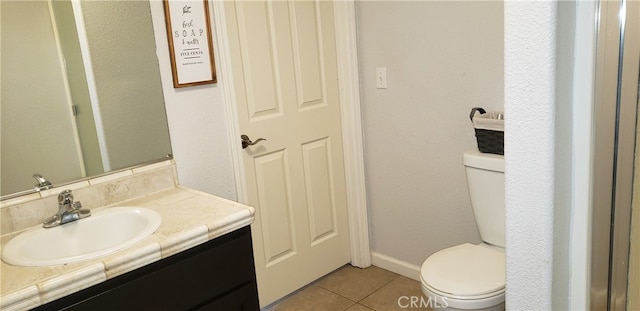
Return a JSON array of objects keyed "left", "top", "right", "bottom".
[{"left": 2, "top": 207, "right": 161, "bottom": 267}]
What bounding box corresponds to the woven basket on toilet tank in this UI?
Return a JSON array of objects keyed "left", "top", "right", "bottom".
[{"left": 470, "top": 107, "right": 504, "bottom": 155}]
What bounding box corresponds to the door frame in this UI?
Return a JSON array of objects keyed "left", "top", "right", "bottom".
[{"left": 211, "top": 0, "right": 371, "bottom": 268}]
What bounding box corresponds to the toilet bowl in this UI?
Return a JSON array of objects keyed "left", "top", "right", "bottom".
[
  {"left": 420, "top": 150, "right": 505, "bottom": 310},
  {"left": 420, "top": 243, "right": 504, "bottom": 310}
]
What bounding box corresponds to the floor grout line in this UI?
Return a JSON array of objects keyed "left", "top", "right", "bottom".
[
  {"left": 269, "top": 265, "right": 419, "bottom": 311},
  {"left": 356, "top": 273, "right": 401, "bottom": 304}
]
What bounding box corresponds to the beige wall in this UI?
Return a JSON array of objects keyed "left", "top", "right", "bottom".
[{"left": 357, "top": 1, "right": 504, "bottom": 267}]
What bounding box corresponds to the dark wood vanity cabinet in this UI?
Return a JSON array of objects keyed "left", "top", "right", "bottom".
[{"left": 34, "top": 226, "right": 259, "bottom": 311}]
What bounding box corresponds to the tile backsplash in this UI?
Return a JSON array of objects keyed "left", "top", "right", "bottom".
[{"left": 0, "top": 160, "right": 178, "bottom": 236}]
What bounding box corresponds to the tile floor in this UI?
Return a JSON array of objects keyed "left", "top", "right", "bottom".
[{"left": 264, "top": 265, "right": 432, "bottom": 311}]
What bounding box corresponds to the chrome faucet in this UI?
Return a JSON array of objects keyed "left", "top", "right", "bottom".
[
  {"left": 32, "top": 174, "right": 53, "bottom": 191},
  {"left": 43, "top": 190, "right": 91, "bottom": 228}
]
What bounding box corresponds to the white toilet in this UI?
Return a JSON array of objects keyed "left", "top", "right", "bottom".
[{"left": 420, "top": 149, "right": 505, "bottom": 311}]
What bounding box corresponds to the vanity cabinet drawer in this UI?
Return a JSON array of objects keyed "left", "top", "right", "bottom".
[
  {"left": 196, "top": 283, "right": 260, "bottom": 311},
  {"left": 35, "top": 226, "right": 259, "bottom": 311}
]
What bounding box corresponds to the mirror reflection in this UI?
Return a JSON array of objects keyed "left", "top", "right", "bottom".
[{"left": 1, "top": 0, "right": 172, "bottom": 196}]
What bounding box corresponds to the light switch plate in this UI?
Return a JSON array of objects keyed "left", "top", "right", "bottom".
[{"left": 376, "top": 67, "right": 387, "bottom": 89}]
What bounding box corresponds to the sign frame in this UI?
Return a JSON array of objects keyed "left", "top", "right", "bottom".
[{"left": 163, "top": 0, "right": 217, "bottom": 88}]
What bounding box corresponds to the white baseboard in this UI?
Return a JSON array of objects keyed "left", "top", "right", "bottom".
[{"left": 371, "top": 252, "right": 422, "bottom": 282}]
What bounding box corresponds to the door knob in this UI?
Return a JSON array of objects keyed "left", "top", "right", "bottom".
[{"left": 241, "top": 135, "right": 266, "bottom": 149}]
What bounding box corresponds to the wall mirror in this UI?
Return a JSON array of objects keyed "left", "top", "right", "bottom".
[{"left": 1, "top": 0, "right": 172, "bottom": 197}]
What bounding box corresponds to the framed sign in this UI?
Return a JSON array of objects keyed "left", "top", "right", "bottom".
[{"left": 163, "top": 0, "right": 217, "bottom": 88}]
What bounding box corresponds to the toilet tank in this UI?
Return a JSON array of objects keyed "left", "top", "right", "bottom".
[{"left": 463, "top": 149, "right": 505, "bottom": 248}]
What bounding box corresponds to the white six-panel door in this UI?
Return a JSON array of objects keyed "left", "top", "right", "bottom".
[{"left": 224, "top": 0, "right": 351, "bottom": 307}]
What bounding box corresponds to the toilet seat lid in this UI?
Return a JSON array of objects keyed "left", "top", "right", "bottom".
[{"left": 421, "top": 243, "right": 505, "bottom": 297}]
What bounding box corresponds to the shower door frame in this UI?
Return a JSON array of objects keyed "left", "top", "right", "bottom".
[{"left": 590, "top": 0, "right": 640, "bottom": 310}]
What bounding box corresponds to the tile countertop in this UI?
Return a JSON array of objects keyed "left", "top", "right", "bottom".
[{"left": 0, "top": 186, "right": 255, "bottom": 311}]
